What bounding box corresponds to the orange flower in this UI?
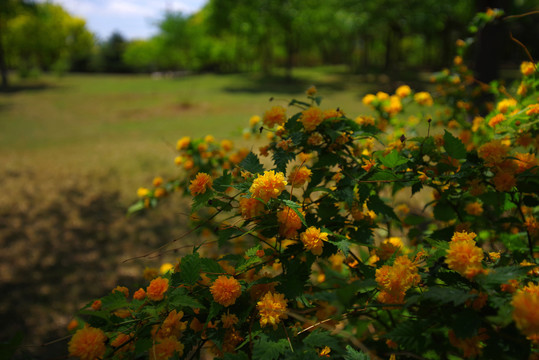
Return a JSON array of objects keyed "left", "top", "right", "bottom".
[
  {"left": 445, "top": 231, "right": 485, "bottom": 279},
  {"left": 147, "top": 277, "right": 169, "bottom": 301},
  {"left": 300, "top": 107, "right": 324, "bottom": 131},
  {"left": 362, "top": 158, "right": 376, "bottom": 172},
  {"left": 492, "top": 171, "right": 516, "bottom": 192},
  {"left": 176, "top": 136, "right": 190, "bottom": 150},
  {"left": 67, "top": 319, "right": 79, "bottom": 331},
  {"left": 496, "top": 98, "right": 517, "bottom": 114},
  {"left": 465, "top": 202, "right": 483, "bottom": 216},
  {"left": 300, "top": 227, "right": 328, "bottom": 255},
  {"left": 110, "top": 332, "right": 131, "bottom": 348},
  {"left": 153, "top": 310, "right": 187, "bottom": 340},
  {"left": 149, "top": 337, "right": 185, "bottom": 360},
  {"left": 68, "top": 326, "right": 107, "bottom": 360},
  {"left": 414, "top": 92, "right": 433, "bottom": 106},
  {"left": 257, "top": 292, "right": 288, "bottom": 329},
  {"left": 488, "top": 113, "right": 505, "bottom": 128},
  {"left": 91, "top": 300, "right": 102, "bottom": 311},
  {"left": 210, "top": 276, "right": 242, "bottom": 307},
  {"left": 263, "top": 106, "right": 287, "bottom": 128},
  {"left": 514, "top": 153, "right": 539, "bottom": 174},
  {"left": 277, "top": 206, "right": 304, "bottom": 238},
  {"left": 512, "top": 283, "right": 539, "bottom": 340},
  {"left": 521, "top": 61, "right": 536, "bottom": 76},
  {"left": 526, "top": 104, "right": 539, "bottom": 116},
  {"left": 221, "top": 311, "right": 239, "bottom": 329},
  {"left": 375, "top": 256, "right": 421, "bottom": 304},
  {"left": 189, "top": 172, "right": 213, "bottom": 196},
  {"left": 448, "top": 328, "right": 488, "bottom": 358},
  {"left": 133, "top": 288, "right": 146, "bottom": 300},
  {"left": 239, "top": 197, "right": 264, "bottom": 219},
  {"left": 477, "top": 140, "right": 508, "bottom": 166},
  {"left": 112, "top": 286, "right": 129, "bottom": 298},
  {"left": 249, "top": 170, "right": 287, "bottom": 202},
  {"left": 288, "top": 166, "right": 312, "bottom": 188}
]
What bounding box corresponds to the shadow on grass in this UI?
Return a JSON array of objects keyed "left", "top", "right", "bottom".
[
  {"left": 0, "top": 170, "right": 191, "bottom": 359},
  {"left": 0, "top": 83, "right": 59, "bottom": 94}
]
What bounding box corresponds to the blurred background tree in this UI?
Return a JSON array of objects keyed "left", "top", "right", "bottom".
[{"left": 1, "top": 0, "right": 537, "bottom": 83}]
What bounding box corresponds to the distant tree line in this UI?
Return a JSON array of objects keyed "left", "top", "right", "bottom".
[{"left": 1, "top": 0, "right": 537, "bottom": 87}]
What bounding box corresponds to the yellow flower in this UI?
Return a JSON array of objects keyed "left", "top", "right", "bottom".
[
  {"left": 300, "top": 227, "right": 328, "bottom": 256},
  {"left": 362, "top": 158, "right": 376, "bottom": 172},
  {"left": 318, "top": 346, "right": 331, "bottom": 357},
  {"left": 488, "top": 113, "right": 505, "bottom": 128},
  {"left": 137, "top": 187, "right": 149, "bottom": 198},
  {"left": 263, "top": 106, "right": 287, "bottom": 128},
  {"left": 189, "top": 172, "right": 213, "bottom": 196},
  {"left": 277, "top": 206, "right": 304, "bottom": 238},
  {"left": 91, "top": 300, "right": 101, "bottom": 311},
  {"left": 414, "top": 92, "right": 433, "bottom": 106},
  {"left": 375, "top": 256, "right": 420, "bottom": 304},
  {"left": 526, "top": 104, "right": 539, "bottom": 116},
  {"left": 110, "top": 332, "right": 131, "bottom": 348},
  {"left": 520, "top": 61, "right": 536, "bottom": 76},
  {"left": 306, "top": 85, "right": 317, "bottom": 96},
  {"left": 112, "top": 286, "right": 129, "bottom": 298},
  {"left": 377, "top": 237, "right": 405, "bottom": 261},
  {"left": 68, "top": 326, "right": 107, "bottom": 360},
  {"left": 210, "top": 275, "right": 242, "bottom": 307},
  {"left": 257, "top": 291, "right": 288, "bottom": 329},
  {"left": 383, "top": 95, "right": 403, "bottom": 115},
  {"left": 362, "top": 94, "right": 376, "bottom": 106},
  {"left": 445, "top": 231, "right": 485, "bottom": 279},
  {"left": 465, "top": 202, "right": 483, "bottom": 216},
  {"left": 395, "top": 85, "right": 411, "bottom": 98},
  {"left": 176, "top": 136, "right": 190, "bottom": 150},
  {"left": 143, "top": 267, "right": 159, "bottom": 280},
  {"left": 288, "top": 166, "right": 312, "bottom": 188},
  {"left": 149, "top": 337, "right": 184, "bottom": 360},
  {"left": 514, "top": 153, "right": 538, "bottom": 174},
  {"left": 221, "top": 311, "right": 239, "bottom": 329},
  {"left": 153, "top": 176, "right": 163, "bottom": 187},
  {"left": 496, "top": 98, "right": 517, "bottom": 114},
  {"left": 477, "top": 140, "right": 508, "bottom": 166},
  {"left": 323, "top": 108, "right": 344, "bottom": 120},
  {"left": 147, "top": 277, "right": 169, "bottom": 301},
  {"left": 239, "top": 197, "right": 264, "bottom": 219},
  {"left": 249, "top": 170, "right": 287, "bottom": 202},
  {"left": 512, "top": 283, "right": 539, "bottom": 340},
  {"left": 300, "top": 107, "right": 324, "bottom": 132},
  {"left": 355, "top": 115, "right": 375, "bottom": 126},
  {"left": 376, "top": 91, "right": 389, "bottom": 101}
]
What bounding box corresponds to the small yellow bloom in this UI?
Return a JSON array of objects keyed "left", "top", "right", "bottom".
[
  {"left": 300, "top": 227, "right": 328, "bottom": 256},
  {"left": 263, "top": 106, "right": 287, "bottom": 128},
  {"left": 395, "top": 85, "right": 411, "bottom": 98},
  {"left": 257, "top": 292, "right": 288, "bottom": 329},
  {"left": 137, "top": 187, "right": 149, "bottom": 198},
  {"left": 210, "top": 276, "right": 242, "bottom": 307},
  {"left": 414, "top": 92, "right": 433, "bottom": 106},
  {"left": 176, "top": 136, "right": 190, "bottom": 150},
  {"left": 147, "top": 277, "right": 169, "bottom": 301},
  {"left": 445, "top": 231, "right": 485, "bottom": 279},
  {"left": 189, "top": 172, "right": 213, "bottom": 196},
  {"left": 520, "top": 61, "right": 536, "bottom": 76},
  {"left": 249, "top": 170, "right": 287, "bottom": 202}
]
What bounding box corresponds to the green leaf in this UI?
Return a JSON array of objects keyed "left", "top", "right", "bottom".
[
  {"left": 180, "top": 253, "right": 201, "bottom": 285},
  {"left": 252, "top": 334, "right": 290, "bottom": 360},
  {"left": 369, "top": 170, "right": 399, "bottom": 181},
  {"left": 191, "top": 189, "right": 215, "bottom": 213},
  {"left": 303, "top": 330, "right": 341, "bottom": 352},
  {"left": 367, "top": 196, "right": 398, "bottom": 221},
  {"left": 451, "top": 310, "right": 481, "bottom": 338},
  {"left": 272, "top": 148, "right": 295, "bottom": 173},
  {"left": 240, "top": 152, "right": 264, "bottom": 174},
  {"left": 223, "top": 351, "right": 249, "bottom": 360},
  {"left": 127, "top": 200, "right": 145, "bottom": 214},
  {"left": 478, "top": 266, "right": 532, "bottom": 288},
  {"left": 419, "top": 287, "right": 475, "bottom": 306},
  {"left": 433, "top": 201, "right": 457, "bottom": 221},
  {"left": 403, "top": 214, "right": 425, "bottom": 225},
  {"left": 169, "top": 288, "right": 204, "bottom": 309},
  {"left": 101, "top": 291, "right": 129, "bottom": 311},
  {"left": 213, "top": 170, "right": 232, "bottom": 192},
  {"left": 443, "top": 130, "right": 467, "bottom": 159},
  {"left": 388, "top": 319, "right": 431, "bottom": 352},
  {"left": 376, "top": 150, "right": 408, "bottom": 168},
  {"left": 207, "top": 301, "right": 223, "bottom": 323},
  {"left": 200, "top": 258, "right": 224, "bottom": 274},
  {"left": 344, "top": 345, "right": 370, "bottom": 360},
  {"left": 134, "top": 337, "right": 153, "bottom": 355}
]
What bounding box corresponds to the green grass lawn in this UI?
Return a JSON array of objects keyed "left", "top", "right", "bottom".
[{"left": 1, "top": 67, "right": 398, "bottom": 197}]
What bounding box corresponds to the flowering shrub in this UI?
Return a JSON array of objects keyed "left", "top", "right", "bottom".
[{"left": 68, "top": 12, "right": 539, "bottom": 360}]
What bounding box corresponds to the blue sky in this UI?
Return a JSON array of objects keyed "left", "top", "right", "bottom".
[{"left": 38, "top": 0, "right": 208, "bottom": 40}]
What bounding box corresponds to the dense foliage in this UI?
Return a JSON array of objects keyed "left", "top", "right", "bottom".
[{"left": 65, "top": 10, "right": 539, "bottom": 360}]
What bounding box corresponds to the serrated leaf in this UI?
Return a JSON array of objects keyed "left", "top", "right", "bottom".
[
  {"left": 367, "top": 196, "right": 398, "bottom": 221},
  {"left": 479, "top": 266, "right": 532, "bottom": 288},
  {"left": 191, "top": 190, "right": 215, "bottom": 213},
  {"left": 169, "top": 289, "right": 204, "bottom": 309},
  {"left": 180, "top": 253, "right": 201, "bottom": 285},
  {"left": 240, "top": 152, "right": 264, "bottom": 174},
  {"left": 213, "top": 170, "right": 232, "bottom": 192},
  {"left": 433, "top": 201, "right": 457, "bottom": 221},
  {"left": 303, "top": 330, "right": 341, "bottom": 351},
  {"left": 100, "top": 291, "right": 129, "bottom": 311},
  {"left": 388, "top": 319, "right": 431, "bottom": 352},
  {"left": 200, "top": 258, "right": 224, "bottom": 274},
  {"left": 451, "top": 310, "right": 481, "bottom": 338},
  {"left": 443, "top": 130, "right": 467, "bottom": 159},
  {"left": 404, "top": 214, "right": 425, "bottom": 225},
  {"left": 344, "top": 345, "right": 370, "bottom": 360},
  {"left": 272, "top": 148, "right": 295, "bottom": 173},
  {"left": 419, "top": 287, "right": 475, "bottom": 306},
  {"left": 252, "top": 335, "right": 290, "bottom": 360},
  {"left": 376, "top": 150, "right": 408, "bottom": 168}
]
